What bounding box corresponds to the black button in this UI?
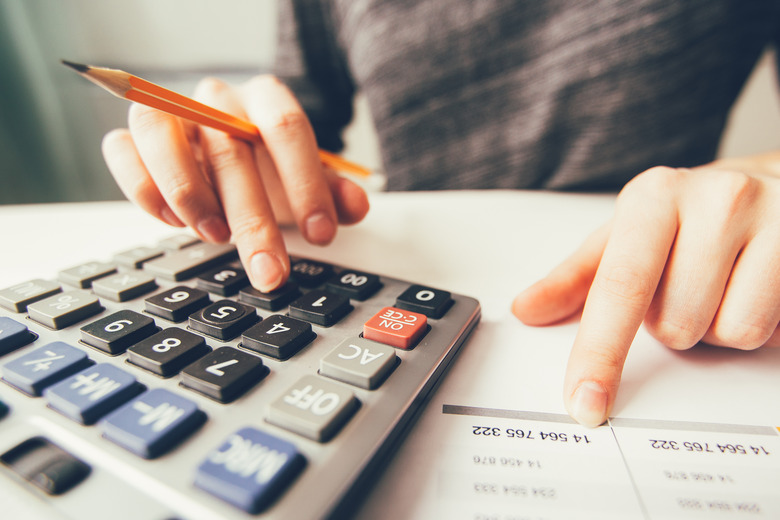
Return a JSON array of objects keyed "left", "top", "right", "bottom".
[
  {"left": 395, "top": 285, "right": 453, "bottom": 319},
  {"left": 188, "top": 300, "right": 259, "bottom": 341},
  {"left": 197, "top": 265, "right": 249, "bottom": 296},
  {"left": 289, "top": 290, "right": 352, "bottom": 327},
  {"left": 145, "top": 286, "right": 210, "bottom": 322},
  {"left": 127, "top": 327, "right": 211, "bottom": 377},
  {"left": 290, "top": 259, "right": 333, "bottom": 288},
  {"left": 1, "top": 437, "right": 90, "bottom": 495},
  {"left": 180, "top": 347, "right": 267, "bottom": 403},
  {"left": 325, "top": 270, "right": 382, "bottom": 301},
  {"left": 80, "top": 310, "right": 158, "bottom": 355},
  {"left": 239, "top": 282, "right": 301, "bottom": 311},
  {"left": 241, "top": 315, "right": 316, "bottom": 360}
]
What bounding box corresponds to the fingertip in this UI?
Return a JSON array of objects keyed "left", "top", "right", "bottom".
[
  {"left": 332, "top": 176, "right": 370, "bottom": 225},
  {"left": 304, "top": 211, "right": 337, "bottom": 245},
  {"left": 566, "top": 380, "right": 609, "bottom": 428},
  {"left": 247, "top": 251, "right": 289, "bottom": 293},
  {"left": 511, "top": 278, "right": 584, "bottom": 326}
]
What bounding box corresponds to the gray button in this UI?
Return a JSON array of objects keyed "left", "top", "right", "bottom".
[
  {"left": 92, "top": 272, "right": 157, "bottom": 302},
  {"left": 320, "top": 338, "right": 397, "bottom": 389},
  {"left": 143, "top": 243, "right": 237, "bottom": 281},
  {"left": 0, "top": 279, "right": 61, "bottom": 312},
  {"left": 58, "top": 261, "right": 117, "bottom": 289},
  {"left": 28, "top": 290, "right": 102, "bottom": 329},
  {"left": 157, "top": 234, "right": 200, "bottom": 250},
  {"left": 112, "top": 246, "right": 164, "bottom": 268},
  {"left": 268, "top": 375, "right": 358, "bottom": 442}
]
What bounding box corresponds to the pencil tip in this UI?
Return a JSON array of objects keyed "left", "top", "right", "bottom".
[{"left": 61, "top": 59, "right": 89, "bottom": 73}]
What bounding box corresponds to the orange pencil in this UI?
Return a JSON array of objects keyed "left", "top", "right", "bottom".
[{"left": 62, "top": 60, "right": 372, "bottom": 178}]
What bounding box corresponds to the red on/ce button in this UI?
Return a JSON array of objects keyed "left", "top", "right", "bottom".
[{"left": 363, "top": 307, "right": 427, "bottom": 349}]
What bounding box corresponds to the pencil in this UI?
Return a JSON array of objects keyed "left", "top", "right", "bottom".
[{"left": 61, "top": 60, "right": 372, "bottom": 178}]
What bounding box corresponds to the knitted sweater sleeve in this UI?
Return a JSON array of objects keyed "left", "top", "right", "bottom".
[{"left": 272, "top": 0, "right": 355, "bottom": 153}]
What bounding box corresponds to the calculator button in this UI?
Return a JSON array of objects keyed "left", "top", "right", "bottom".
[
  {"left": 101, "top": 388, "right": 206, "bottom": 459},
  {"left": 80, "top": 310, "right": 158, "bottom": 355},
  {"left": 157, "top": 234, "right": 200, "bottom": 250},
  {"left": 363, "top": 307, "right": 428, "bottom": 349},
  {"left": 127, "top": 327, "right": 210, "bottom": 377},
  {"left": 241, "top": 315, "right": 315, "bottom": 360},
  {"left": 320, "top": 338, "right": 397, "bottom": 390},
  {"left": 197, "top": 265, "right": 249, "bottom": 296},
  {"left": 143, "top": 242, "right": 237, "bottom": 281},
  {"left": 0, "top": 279, "right": 61, "bottom": 312},
  {"left": 27, "top": 290, "right": 103, "bottom": 330},
  {"left": 325, "top": 270, "right": 382, "bottom": 301},
  {"left": 395, "top": 284, "right": 453, "bottom": 318},
  {"left": 145, "top": 286, "right": 210, "bottom": 322},
  {"left": 189, "top": 300, "right": 259, "bottom": 341},
  {"left": 195, "top": 427, "right": 305, "bottom": 514},
  {"left": 239, "top": 282, "right": 301, "bottom": 311},
  {"left": 289, "top": 290, "right": 352, "bottom": 327},
  {"left": 290, "top": 259, "right": 333, "bottom": 288},
  {"left": 0, "top": 400, "right": 7, "bottom": 419},
  {"left": 113, "top": 246, "right": 164, "bottom": 268},
  {"left": 91, "top": 271, "right": 157, "bottom": 302},
  {"left": 2, "top": 342, "right": 92, "bottom": 396},
  {"left": 180, "top": 347, "right": 267, "bottom": 403},
  {"left": 1, "top": 437, "right": 91, "bottom": 495},
  {"left": 58, "top": 261, "right": 117, "bottom": 289},
  {"left": 44, "top": 363, "right": 144, "bottom": 425},
  {"left": 0, "top": 316, "right": 36, "bottom": 355},
  {"left": 268, "top": 375, "right": 359, "bottom": 442}
]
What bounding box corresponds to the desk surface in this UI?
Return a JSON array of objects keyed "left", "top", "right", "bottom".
[{"left": 2, "top": 191, "right": 779, "bottom": 519}]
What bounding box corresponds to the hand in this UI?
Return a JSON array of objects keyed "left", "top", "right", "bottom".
[
  {"left": 512, "top": 156, "right": 780, "bottom": 427},
  {"left": 101, "top": 75, "right": 369, "bottom": 292}
]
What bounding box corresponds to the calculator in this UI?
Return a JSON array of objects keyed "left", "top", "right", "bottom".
[{"left": 0, "top": 236, "right": 480, "bottom": 519}]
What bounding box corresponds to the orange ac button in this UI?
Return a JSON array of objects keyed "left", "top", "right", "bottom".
[{"left": 363, "top": 307, "right": 427, "bottom": 349}]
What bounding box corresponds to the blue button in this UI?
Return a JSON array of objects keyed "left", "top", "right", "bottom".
[
  {"left": 2, "top": 342, "right": 92, "bottom": 396},
  {"left": 194, "top": 427, "right": 305, "bottom": 513},
  {"left": 0, "top": 316, "right": 35, "bottom": 355},
  {"left": 44, "top": 363, "right": 143, "bottom": 425},
  {"left": 101, "top": 388, "right": 206, "bottom": 459}
]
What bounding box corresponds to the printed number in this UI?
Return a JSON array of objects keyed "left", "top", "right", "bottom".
[
  {"left": 472, "top": 426, "right": 501, "bottom": 436},
  {"left": 210, "top": 306, "right": 237, "bottom": 320},
  {"left": 164, "top": 291, "right": 190, "bottom": 303},
  {"left": 340, "top": 273, "right": 367, "bottom": 286},
  {"left": 152, "top": 337, "right": 182, "bottom": 353},
  {"left": 105, "top": 319, "right": 133, "bottom": 332}
]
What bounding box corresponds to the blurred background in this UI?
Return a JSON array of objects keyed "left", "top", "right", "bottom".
[{"left": 0, "top": 0, "right": 778, "bottom": 204}]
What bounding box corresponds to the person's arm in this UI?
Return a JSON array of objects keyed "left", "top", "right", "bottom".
[
  {"left": 512, "top": 151, "right": 780, "bottom": 427},
  {"left": 101, "top": 1, "right": 367, "bottom": 293}
]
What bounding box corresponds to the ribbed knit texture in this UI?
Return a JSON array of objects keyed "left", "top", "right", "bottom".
[{"left": 274, "top": 0, "right": 780, "bottom": 191}]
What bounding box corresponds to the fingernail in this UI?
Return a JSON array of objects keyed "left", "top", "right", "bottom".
[
  {"left": 305, "top": 211, "right": 336, "bottom": 244},
  {"left": 570, "top": 381, "right": 608, "bottom": 428},
  {"left": 197, "top": 216, "right": 230, "bottom": 243},
  {"left": 249, "top": 252, "right": 284, "bottom": 292},
  {"left": 160, "top": 207, "right": 184, "bottom": 227}
]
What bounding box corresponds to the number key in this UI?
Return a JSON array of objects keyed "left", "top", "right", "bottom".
[
  {"left": 289, "top": 290, "right": 352, "bottom": 327},
  {"left": 127, "top": 327, "right": 210, "bottom": 377},
  {"left": 395, "top": 284, "right": 453, "bottom": 318},
  {"left": 180, "top": 347, "right": 267, "bottom": 403},
  {"left": 145, "top": 286, "right": 210, "bottom": 322},
  {"left": 189, "top": 300, "right": 259, "bottom": 341},
  {"left": 80, "top": 310, "right": 157, "bottom": 355},
  {"left": 197, "top": 266, "right": 249, "bottom": 296},
  {"left": 325, "top": 270, "right": 381, "bottom": 301}
]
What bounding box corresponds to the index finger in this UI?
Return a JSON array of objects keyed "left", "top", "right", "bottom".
[{"left": 564, "top": 175, "right": 678, "bottom": 427}]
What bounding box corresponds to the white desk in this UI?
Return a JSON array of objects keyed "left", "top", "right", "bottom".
[{"left": 2, "top": 191, "right": 779, "bottom": 519}]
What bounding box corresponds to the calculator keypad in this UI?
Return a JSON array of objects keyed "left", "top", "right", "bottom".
[{"left": 0, "top": 237, "right": 480, "bottom": 519}]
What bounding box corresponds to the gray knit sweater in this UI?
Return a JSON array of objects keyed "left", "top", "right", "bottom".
[{"left": 274, "top": 0, "right": 780, "bottom": 191}]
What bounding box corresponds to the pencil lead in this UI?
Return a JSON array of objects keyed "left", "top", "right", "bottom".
[{"left": 61, "top": 60, "right": 90, "bottom": 73}]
